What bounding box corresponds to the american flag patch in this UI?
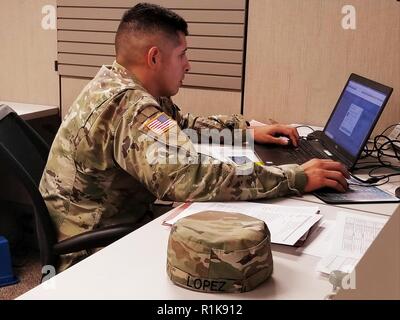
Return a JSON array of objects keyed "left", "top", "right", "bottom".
[{"left": 145, "top": 113, "right": 175, "bottom": 135}]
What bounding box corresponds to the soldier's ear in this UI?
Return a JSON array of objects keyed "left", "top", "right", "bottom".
[{"left": 148, "top": 47, "right": 159, "bottom": 68}]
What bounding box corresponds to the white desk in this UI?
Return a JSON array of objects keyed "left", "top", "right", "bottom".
[
  {"left": 0, "top": 101, "right": 58, "bottom": 121},
  {"left": 15, "top": 122, "right": 400, "bottom": 299},
  {"left": 17, "top": 197, "right": 399, "bottom": 300}
]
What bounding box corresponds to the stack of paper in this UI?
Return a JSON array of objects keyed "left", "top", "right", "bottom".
[
  {"left": 163, "top": 202, "right": 321, "bottom": 246},
  {"left": 316, "top": 211, "right": 388, "bottom": 274},
  {"left": 296, "top": 220, "right": 336, "bottom": 258}
]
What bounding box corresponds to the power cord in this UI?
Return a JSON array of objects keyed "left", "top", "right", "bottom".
[
  {"left": 354, "top": 123, "right": 400, "bottom": 186},
  {"left": 349, "top": 173, "right": 390, "bottom": 187},
  {"left": 293, "top": 123, "right": 400, "bottom": 186}
]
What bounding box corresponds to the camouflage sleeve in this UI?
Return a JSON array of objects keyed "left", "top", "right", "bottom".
[
  {"left": 158, "top": 97, "right": 248, "bottom": 130},
  {"left": 159, "top": 97, "right": 251, "bottom": 144},
  {"left": 113, "top": 105, "right": 307, "bottom": 202},
  {"left": 179, "top": 113, "right": 249, "bottom": 131}
]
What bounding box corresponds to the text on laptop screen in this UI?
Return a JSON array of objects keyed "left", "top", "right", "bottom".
[{"left": 324, "top": 80, "right": 387, "bottom": 156}]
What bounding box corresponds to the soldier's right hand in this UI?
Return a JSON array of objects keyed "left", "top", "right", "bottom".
[{"left": 300, "top": 159, "right": 350, "bottom": 193}]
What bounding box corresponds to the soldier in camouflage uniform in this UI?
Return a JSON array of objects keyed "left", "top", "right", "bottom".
[{"left": 39, "top": 3, "right": 349, "bottom": 271}]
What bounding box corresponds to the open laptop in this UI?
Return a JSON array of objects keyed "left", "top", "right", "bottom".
[
  {"left": 255, "top": 73, "right": 393, "bottom": 170},
  {"left": 255, "top": 73, "right": 399, "bottom": 204}
]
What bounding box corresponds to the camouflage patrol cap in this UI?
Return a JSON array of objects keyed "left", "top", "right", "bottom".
[{"left": 167, "top": 211, "right": 273, "bottom": 293}]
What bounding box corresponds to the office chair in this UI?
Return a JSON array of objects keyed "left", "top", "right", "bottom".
[{"left": 0, "top": 104, "right": 140, "bottom": 271}]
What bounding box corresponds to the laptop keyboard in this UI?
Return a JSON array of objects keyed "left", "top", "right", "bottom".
[{"left": 286, "top": 139, "right": 331, "bottom": 164}]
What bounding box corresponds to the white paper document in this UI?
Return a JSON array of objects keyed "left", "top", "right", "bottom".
[
  {"left": 192, "top": 144, "right": 261, "bottom": 165},
  {"left": 296, "top": 220, "right": 336, "bottom": 258},
  {"left": 164, "top": 202, "right": 321, "bottom": 246},
  {"left": 317, "top": 211, "right": 388, "bottom": 274}
]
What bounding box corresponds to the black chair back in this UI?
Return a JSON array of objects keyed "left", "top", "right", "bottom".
[
  {"left": 0, "top": 105, "right": 57, "bottom": 266},
  {"left": 0, "top": 105, "right": 147, "bottom": 273}
]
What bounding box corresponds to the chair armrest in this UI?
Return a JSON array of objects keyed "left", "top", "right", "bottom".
[{"left": 53, "top": 223, "right": 141, "bottom": 255}]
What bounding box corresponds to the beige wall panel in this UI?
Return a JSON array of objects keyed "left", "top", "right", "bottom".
[
  {"left": 58, "top": 30, "right": 116, "bottom": 43},
  {"left": 188, "top": 37, "right": 243, "bottom": 51},
  {"left": 58, "top": 31, "right": 243, "bottom": 50},
  {"left": 58, "top": 0, "right": 245, "bottom": 10},
  {"left": 57, "top": 1, "right": 246, "bottom": 91},
  {"left": 0, "top": 0, "right": 58, "bottom": 106},
  {"left": 58, "top": 65, "right": 99, "bottom": 78},
  {"left": 58, "top": 19, "right": 244, "bottom": 37},
  {"left": 189, "top": 62, "right": 242, "bottom": 77},
  {"left": 57, "top": 7, "right": 244, "bottom": 23},
  {"left": 58, "top": 54, "right": 114, "bottom": 67},
  {"left": 183, "top": 74, "right": 241, "bottom": 90},
  {"left": 59, "top": 65, "right": 241, "bottom": 90},
  {"left": 188, "top": 24, "right": 244, "bottom": 37},
  {"left": 58, "top": 54, "right": 242, "bottom": 76},
  {"left": 58, "top": 42, "right": 243, "bottom": 64},
  {"left": 188, "top": 49, "right": 243, "bottom": 64},
  {"left": 172, "top": 88, "right": 242, "bottom": 117},
  {"left": 58, "top": 19, "right": 120, "bottom": 32},
  {"left": 61, "top": 77, "right": 241, "bottom": 119},
  {"left": 61, "top": 77, "right": 90, "bottom": 118},
  {"left": 58, "top": 42, "right": 115, "bottom": 55},
  {"left": 58, "top": 0, "right": 245, "bottom": 112},
  {"left": 244, "top": 0, "right": 399, "bottom": 134}
]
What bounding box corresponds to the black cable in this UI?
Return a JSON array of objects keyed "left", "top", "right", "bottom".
[
  {"left": 348, "top": 178, "right": 389, "bottom": 187},
  {"left": 349, "top": 172, "right": 380, "bottom": 184},
  {"left": 353, "top": 123, "right": 400, "bottom": 186}
]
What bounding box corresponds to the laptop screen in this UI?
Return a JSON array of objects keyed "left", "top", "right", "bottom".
[{"left": 324, "top": 80, "right": 388, "bottom": 156}]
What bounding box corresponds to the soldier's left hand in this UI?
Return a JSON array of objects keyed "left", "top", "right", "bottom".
[{"left": 251, "top": 124, "right": 299, "bottom": 147}]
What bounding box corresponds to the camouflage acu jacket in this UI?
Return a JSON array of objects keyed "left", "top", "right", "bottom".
[{"left": 39, "top": 61, "right": 306, "bottom": 268}]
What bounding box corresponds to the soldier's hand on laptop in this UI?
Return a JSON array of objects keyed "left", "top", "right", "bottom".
[
  {"left": 251, "top": 124, "right": 299, "bottom": 146},
  {"left": 301, "top": 159, "right": 350, "bottom": 192}
]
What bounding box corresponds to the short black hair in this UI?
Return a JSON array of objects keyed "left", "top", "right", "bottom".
[{"left": 115, "top": 3, "right": 188, "bottom": 51}]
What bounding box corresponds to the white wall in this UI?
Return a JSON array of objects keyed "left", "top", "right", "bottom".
[
  {"left": 0, "top": 0, "right": 58, "bottom": 106},
  {"left": 244, "top": 0, "right": 399, "bottom": 133}
]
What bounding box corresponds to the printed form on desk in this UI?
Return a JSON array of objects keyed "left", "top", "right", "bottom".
[
  {"left": 316, "top": 211, "right": 389, "bottom": 274},
  {"left": 296, "top": 220, "right": 336, "bottom": 258},
  {"left": 163, "top": 202, "right": 321, "bottom": 246}
]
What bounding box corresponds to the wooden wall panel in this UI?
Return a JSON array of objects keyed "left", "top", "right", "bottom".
[
  {"left": 56, "top": 0, "right": 247, "bottom": 92},
  {"left": 58, "top": 43, "right": 243, "bottom": 63},
  {"left": 57, "top": 7, "right": 245, "bottom": 23},
  {"left": 57, "top": 0, "right": 245, "bottom": 10},
  {"left": 244, "top": 0, "right": 400, "bottom": 134},
  {"left": 58, "top": 19, "right": 244, "bottom": 37},
  {"left": 173, "top": 88, "right": 242, "bottom": 117},
  {"left": 58, "top": 54, "right": 242, "bottom": 76},
  {"left": 61, "top": 77, "right": 241, "bottom": 119},
  {"left": 58, "top": 31, "right": 244, "bottom": 51},
  {"left": 59, "top": 65, "right": 241, "bottom": 90}
]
